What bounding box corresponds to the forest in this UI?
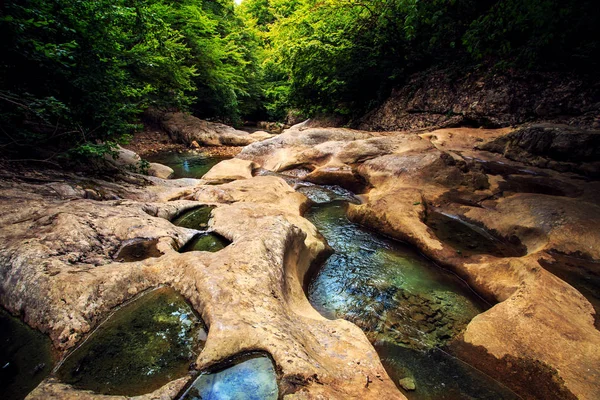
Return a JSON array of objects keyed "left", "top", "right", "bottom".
[{"left": 1, "top": 0, "right": 598, "bottom": 161}]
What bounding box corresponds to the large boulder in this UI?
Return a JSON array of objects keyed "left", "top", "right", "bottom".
[
  {"left": 160, "top": 112, "right": 273, "bottom": 146},
  {"left": 104, "top": 145, "right": 174, "bottom": 178}
]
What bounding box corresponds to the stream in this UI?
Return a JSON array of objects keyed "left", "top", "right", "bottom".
[
  {"left": 303, "top": 197, "right": 519, "bottom": 399},
  {"left": 145, "top": 151, "right": 228, "bottom": 179}
]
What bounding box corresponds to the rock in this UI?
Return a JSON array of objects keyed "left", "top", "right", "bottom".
[
  {"left": 285, "top": 109, "right": 307, "bottom": 126},
  {"left": 398, "top": 377, "right": 416, "bottom": 391},
  {"left": 104, "top": 146, "right": 141, "bottom": 167},
  {"left": 257, "top": 121, "right": 284, "bottom": 134},
  {"left": 240, "top": 125, "right": 600, "bottom": 399},
  {"left": 147, "top": 162, "right": 174, "bottom": 179},
  {"left": 202, "top": 158, "right": 257, "bottom": 184},
  {"left": 160, "top": 112, "right": 266, "bottom": 147},
  {"left": 478, "top": 124, "right": 600, "bottom": 177},
  {"left": 358, "top": 67, "right": 600, "bottom": 131},
  {"left": 0, "top": 171, "right": 403, "bottom": 399},
  {"left": 190, "top": 140, "right": 200, "bottom": 149}
]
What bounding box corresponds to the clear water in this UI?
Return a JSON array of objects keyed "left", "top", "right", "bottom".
[
  {"left": 0, "top": 308, "right": 54, "bottom": 400},
  {"left": 305, "top": 200, "right": 519, "bottom": 399},
  {"left": 180, "top": 233, "right": 230, "bottom": 253},
  {"left": 145, "top": 151, "right": 228, "bottom": 179},
  {"left": 180, "top": 354, "right": 278, "bottom": 400},
  {"left": 377, "top": 341, "right": 518, "bottom": 400},
  {"left": 56, "top": 287, "right": 206, "bottom": 396},
  {"left": 172, "top": 206, "right": 215, "bottom": 230}
]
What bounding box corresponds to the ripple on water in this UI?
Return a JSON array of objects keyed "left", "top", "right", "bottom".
[
  {"left": 56, "top": 287, "right": 207, "bottom": 396},
  {"left": 180, "top": 354, "right": 278, "bottom": 400}
]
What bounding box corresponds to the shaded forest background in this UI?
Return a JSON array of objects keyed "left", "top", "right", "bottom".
[{"left": 1, "top": 0, "right": 598, "bottom": 160}]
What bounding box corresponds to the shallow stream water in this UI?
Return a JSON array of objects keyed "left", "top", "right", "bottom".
[
  {"left": 145, "top": 151, "right": 228, "bottom": 179},
  {"left": 305, "top": 199, "right": 519, "bottom": 399},
  {"left": 179, "top": 354, "right": 278, "bottom": 400}
]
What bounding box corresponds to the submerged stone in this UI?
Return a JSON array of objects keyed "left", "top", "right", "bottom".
[
  {"left": 145, "top": 151, "right": 228, "bottom": 179},
  {"left": 173, "top": 206, "right": 215, "bottom": 230},
  {"left": 307, "top": 201, "right": 485, "bottom": 350},
  {"left": 305, "top": 200, "right": 519, "bottom": 399},
  {"left": 113, "top": 237, "right": 162, "bottom": 262},
  {"left": 180, "top": 233, "right": 231, "bottom": 253},
  {"left": 296, "top": 183, "right": 360, "bottom": 204},
  {"left": 0, "top": 308, "right": 54, "bottom": 400},
  {"left": 377, "top": 341, "right": 519, "bottom": 400},
  {"left": 425, "top": 210, "right": 526, "bottom": 258},
  {"left": 399, "top": 377, "right": 417, "bottom": 391},
  {"left": 56, "top": 287, "right": 206, "bottom": 396},
  {"left": 180, "top": 354, "right": 278, "bottom": 400}
]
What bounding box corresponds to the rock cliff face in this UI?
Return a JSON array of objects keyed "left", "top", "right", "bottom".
[
  {"left": 478, "top": 123, "right": 600, "bottom": 177},
  {"left": 240, "top": 124, "right": 600, "bottom": 400},
  {"left": 357, "top": 68, "right": 600, "bottom": 131}
]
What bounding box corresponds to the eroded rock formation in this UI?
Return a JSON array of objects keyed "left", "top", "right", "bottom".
[
  {"left": 239, "top": 124, "right": 600, "bottom": 399},
  {"left": 0, "top": 166, "right": 402, "bottom": 399}
]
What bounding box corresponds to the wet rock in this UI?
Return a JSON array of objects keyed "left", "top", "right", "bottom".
[{"left": 398, "top": 377, "right": 416, "bottom": 391}]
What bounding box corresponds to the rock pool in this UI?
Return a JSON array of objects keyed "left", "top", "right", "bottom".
[
  {"left": 56, "top": 287, "right": 206, "bottom": 396},
  {"left": 0, "top": 308, "right": 54, "bottom": 400},
  {"left": 180, "top": 354, "right": 278, "bottom": 400},
  {"left": 305, "top": 200, "right": 519, "bottom": 398}
]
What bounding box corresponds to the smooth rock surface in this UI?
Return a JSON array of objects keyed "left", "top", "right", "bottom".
[
  {"left": 0, "top": 167, "right": 403, "bottom": 399},
  {"left": 160, "top": 112, "right": 274, "bottom": 147},
  {"left": 240, "top": 124, "right": 600, "bottom": 399},
  {"left": 202, "top": 158, "right": 256, "bottom": 183}
]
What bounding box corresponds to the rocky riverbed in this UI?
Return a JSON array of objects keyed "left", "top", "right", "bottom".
[{"left": 0, "top": 120, "right": 598, "bottom": 399}]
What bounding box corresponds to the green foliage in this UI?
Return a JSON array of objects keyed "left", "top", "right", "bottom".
[
  {"left": 0, "top": 0, "right": 263, "bottom": 159},
  {"left": 1, "top": 0, "right": 597, "bottom": 162},
  {"left": 238, "top": 0, "right": 599, "bottom": 119},
  {"left": 463, "top": 0, "right": 600, "bottom": 68}
]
